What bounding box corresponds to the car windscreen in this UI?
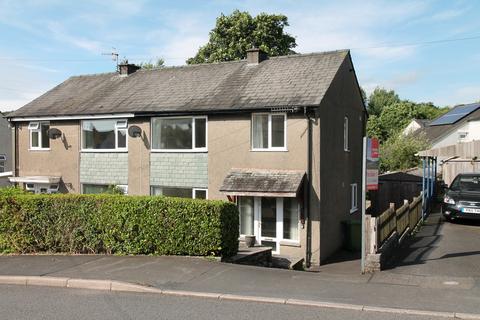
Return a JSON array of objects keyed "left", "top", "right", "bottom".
[{"left": 450, "top": 175, "right": 480, "bottom": 192}]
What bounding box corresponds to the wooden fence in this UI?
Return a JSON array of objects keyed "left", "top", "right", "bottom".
[
  {"left": 364, "top": 192, "right": 424, "bottom": 272},
  {"left": 374, "top": 192, "right": 423, "bottom": 248}
]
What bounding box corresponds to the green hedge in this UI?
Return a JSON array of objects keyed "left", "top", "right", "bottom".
[{"left": 0, "top": 194, "right": 239, "bottom": 257}]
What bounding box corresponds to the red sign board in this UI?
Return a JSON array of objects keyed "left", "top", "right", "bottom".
[{"left": 367, "top": 138, "right": 379, "bottom": 191}]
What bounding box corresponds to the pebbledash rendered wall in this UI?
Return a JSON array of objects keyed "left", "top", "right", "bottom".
[
  {"left": 150, "top": 153, "right": 208, "bottom": 189},
  {"left": 80, "top": 153, "right": 129, "bottom": 186}
]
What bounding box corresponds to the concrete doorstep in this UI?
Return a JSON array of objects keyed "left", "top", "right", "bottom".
[{"left": 0, "top": 275, "right": 478, "bottom": 319}]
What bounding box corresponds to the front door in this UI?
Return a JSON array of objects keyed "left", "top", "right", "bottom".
[
  {"left": 257, "top": 197, "right": 282, "bottom": 254},
  {"left": 238, "top": 196, "right": 299, "bottom": 255}
]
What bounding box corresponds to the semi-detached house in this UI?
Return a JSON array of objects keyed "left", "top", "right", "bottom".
[{"left": 6, "top": 49, "right": 366, "bottom": 266}]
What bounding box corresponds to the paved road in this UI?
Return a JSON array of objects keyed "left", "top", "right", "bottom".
[{"left": 0, "top": 285, "right": 452, "bottom": 320}]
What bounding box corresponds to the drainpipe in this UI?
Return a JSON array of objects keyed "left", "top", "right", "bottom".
[
  {"left": 11, "top": 122, "right": 16, "bottom": 178},
  {"left": 304, "top": 107, "right": 312, "bottom": 268}
]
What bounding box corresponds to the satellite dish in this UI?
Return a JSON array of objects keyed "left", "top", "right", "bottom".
[
  {"left": 47, "top": 128, "right": 62, "bottom": 139},
  {"left": 128, "top": 125, "right": 142, "bottom": 138}
]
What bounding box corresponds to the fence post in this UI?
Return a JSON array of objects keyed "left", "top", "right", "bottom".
[{"left": 365, "top": 215, "right": 377, "bottom": 255}]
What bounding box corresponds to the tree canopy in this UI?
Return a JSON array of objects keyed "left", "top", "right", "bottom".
[
  {"left": 367, "top": 87, "right": 400, "bottom": 116},
  {"left": 138, "top": 58, "right": 165, "bottom": 70},
  {"left": 364, "top": 87, "right": 449, "bottom": 172},
  {"left": 366, "top": 88, "right": 448, "bottom": 143},
  {"left": 187, "top": 10, "right": 296, "bottom": 64},
  {"left": 380, "top": 132, "right": 429, "bottom": 173}
]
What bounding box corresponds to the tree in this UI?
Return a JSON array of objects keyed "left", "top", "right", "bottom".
[
  {"left": 379, "top": 132, "right": 430, "bottom": 173},
  {"left": 138, "top": 58, "right": 165, "bottom": 70},
  {"left": 187, "top": 10, "right": 296, "bottom": 64},
  {"left": 377, "top": 101, "right": 417, "bottom": 141},
  {"left": 367, "top": 87, "right": 400, "bottom": 116}
]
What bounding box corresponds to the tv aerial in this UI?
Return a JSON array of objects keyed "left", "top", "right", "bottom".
[{"left": 102, "top": 48, "right": 119, "bottom": 71}]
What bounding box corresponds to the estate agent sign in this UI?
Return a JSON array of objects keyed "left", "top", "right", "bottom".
[{"left": 366, "top": 138, "right": 379, "bottom": 191}]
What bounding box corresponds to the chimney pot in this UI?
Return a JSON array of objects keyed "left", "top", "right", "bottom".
[
  {"left": 246, "top": 48, "right": 268, "bottom": 64},
  {"left": 119, "top": 61, "right": 140, "bottom": 75}
]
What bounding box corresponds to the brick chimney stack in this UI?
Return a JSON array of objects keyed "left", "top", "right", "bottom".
[
  {"left": 246, "top": 48, "right": 268, "bottom": 64},
  {"left": 118, "top": 60, "right": 140, "bottom": 75}
]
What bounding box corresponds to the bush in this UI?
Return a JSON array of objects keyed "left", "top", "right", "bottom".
[
  {"left": 0, "top": 186, "right": 28, "bottom": 197},
  {"left": 0, "top": 194, "right": 239, "bottom": 257}
]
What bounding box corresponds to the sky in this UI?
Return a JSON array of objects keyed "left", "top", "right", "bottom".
[{"left": 1, "top": 0, "right": 480, "bottom": 112}]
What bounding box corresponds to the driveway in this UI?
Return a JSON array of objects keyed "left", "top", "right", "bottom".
[{"left": 386, "top": 211, "right": 480, "bottom": 278}]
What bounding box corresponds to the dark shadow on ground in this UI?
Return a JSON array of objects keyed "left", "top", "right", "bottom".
[
  {"left": 322, "top": 250, "right": 360, "bottom": 265},
  {"left": 383, "top": 212, "right": 443, "bottom": 270},
  {"left": 385, "top": 211, "right": 480, "bottom": 270}
]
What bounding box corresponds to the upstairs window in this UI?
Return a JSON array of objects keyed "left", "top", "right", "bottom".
[
  {"left": 151, "top": 117, "right": 207, "bottom": 151},
  {"left": 344, "top": 116, "right": 349, "bottom": 151},
  {"left": 350, "top": 183, "right": 358, "bottom": 213},
  {"left": 29, "top": 121, "right": 50, "bottom": 150},
  {"left": 252, "top": 113, "right": 286, "bottom": 150},
  {"left": 82, "top": 119, "right": 128, "bottom": 151}
]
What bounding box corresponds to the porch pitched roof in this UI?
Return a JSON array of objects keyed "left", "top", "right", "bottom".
[{"left": 220, "top": 168, "right": 305, "bottom": 197}]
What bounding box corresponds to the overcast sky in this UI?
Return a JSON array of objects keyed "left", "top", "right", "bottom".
[{"left": 1, "top": 0, "right": 479, "bottom": 112}]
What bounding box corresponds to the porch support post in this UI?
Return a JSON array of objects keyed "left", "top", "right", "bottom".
[{"left": 422, "top": 157, "right": 426, "bottom": 220}]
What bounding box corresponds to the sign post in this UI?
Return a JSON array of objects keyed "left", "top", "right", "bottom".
[{"left": 361, "top": 137, "right": 379, "bottom": 273}]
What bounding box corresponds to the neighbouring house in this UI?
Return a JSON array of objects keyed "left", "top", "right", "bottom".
[
  {"left": 406, "top": 102, "right": 480, "bottom": 149},
  {"left": 0, "top": 114, "right": 12, "bottom": 186},
  {"left": 405, "top": 103, "right": 480, "bottom": 178},
  {"left": 402, "top": 118, "right": 429, "bottom": 136},
  {"left": 6, "top": 49, "right": 366, "bottom": 265}
]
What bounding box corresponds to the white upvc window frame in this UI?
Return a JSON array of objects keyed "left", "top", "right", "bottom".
[
  {"left": 0, "top": 154, "right": 5, "bottom": 173},
  {"left": 150, "top": 186, "right": 208, "bottom": 199},
  {"left": 350, "top": 183, "right": 358, "bottom": 213},
  {"left": 81, "top": 119, "right": 128, "bottom": 152},
  {"left": 344, "top": 116, "right": 349, "bottom": 152},
  {"left": 193, "top": 188, "right": 208, "bottom": 199},
  {"left": 251, "top": 113, "right": 287, "bottom": 152},
  {"left": 237, "top": 196, "right": 300, "bottom": 252},
  {"left": 81, "top": 183, "right": 128, "bottom": 195},
  {"left": 150, "top": 116, "right": 208, "bottom": 153},
  {"left": 29, "top": 121, "right": 50, "bottom": 150}
]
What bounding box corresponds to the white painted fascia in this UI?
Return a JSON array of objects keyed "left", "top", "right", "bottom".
[{"left": 9, "top": 113, "right": 135, "bottom": 122}]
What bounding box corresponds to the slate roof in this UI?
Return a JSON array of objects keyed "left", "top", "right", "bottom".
[
  {"left": 8, "top": 50, "right": 350, "bottom": 118},
  {"left": 220, "top": 168, "right": 305, "bottom": 197}
]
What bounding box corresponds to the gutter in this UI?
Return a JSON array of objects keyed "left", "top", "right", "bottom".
[{"left": 6, "top": 105, "right": 322, "bottom": 122}]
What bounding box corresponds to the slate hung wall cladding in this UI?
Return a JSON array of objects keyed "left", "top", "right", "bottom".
[
  {"left": 150, "top": 153, "right": 208, "bottom": 188},
  {"left": 80, "top": 153, "right": 129, "bottom": 186}
]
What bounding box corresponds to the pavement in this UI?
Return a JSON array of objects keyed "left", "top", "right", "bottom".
[{"left": 0, "top": 211, "right": 479, "bottom": 318}]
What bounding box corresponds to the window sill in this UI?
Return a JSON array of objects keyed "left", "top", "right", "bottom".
[
  {"left": 350, "top": 208, "right": 358, "bottom": 214},
  {"left": 250, "top": 148, "right": 288, "bottom": 152},
  {"left": 151, "top": 149, "right": 208, "bottom": 153},
  {"left": 280, "top": 240, "right": 301, "bottom": 247},
  {"left": 29, "top": 148, "right": 50, "bottom": 151},
  {"left": 81, "top": 149, "right": 128, "bottom": 153},
  {"left": 344, "top": 149, "right": 350, "bottom": 153}
]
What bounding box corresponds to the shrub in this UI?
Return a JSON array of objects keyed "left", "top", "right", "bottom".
[
  {"left": 0, "top": 194, "right": 239, "bottom": 257},
  {"left": 0, "top": 186, "right": 28, "bottom": 197}
]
